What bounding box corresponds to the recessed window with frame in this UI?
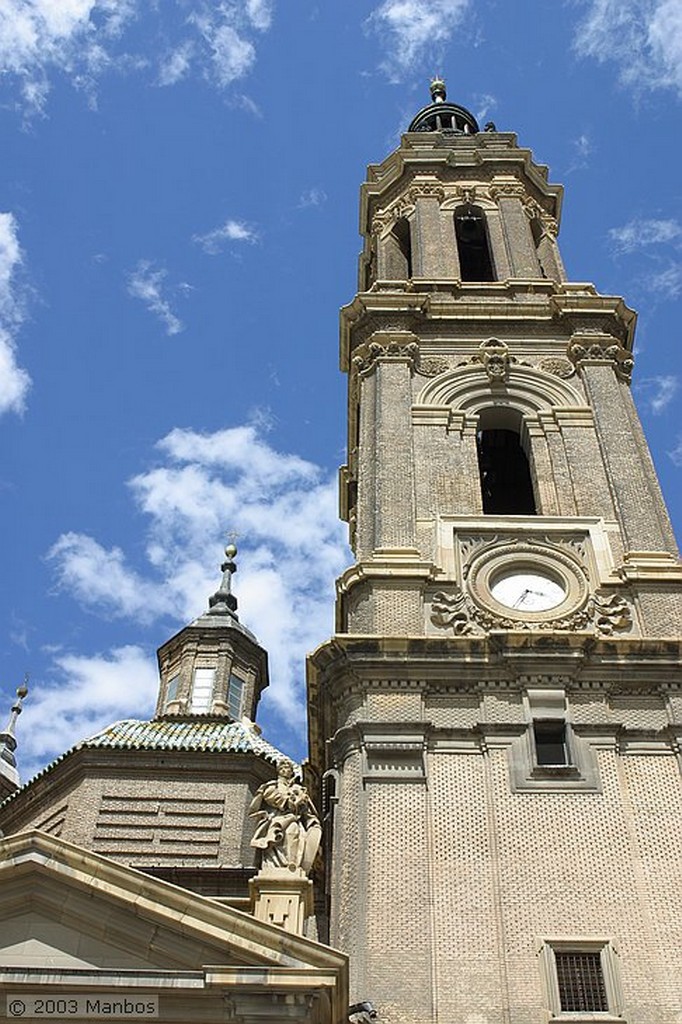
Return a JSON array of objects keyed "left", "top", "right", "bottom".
[
  {"left": 227, "top": 673, "right": 244, "bottom": 720},
  {"left": 539, "top": 940, "right": 624, "bottom": 1021},
  {"left": 165, "top": 673, "right": 180, "bottom": 708},
  {"left": 190, "top": 667, "right": 215, "bottom": 713},
  {"left": 533, "top": 719, "right": 571, "bottom": 767}
]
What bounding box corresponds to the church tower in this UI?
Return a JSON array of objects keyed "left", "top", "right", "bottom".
[{"left": 308, "top": 82, "right": 682, "bottom": 1024}]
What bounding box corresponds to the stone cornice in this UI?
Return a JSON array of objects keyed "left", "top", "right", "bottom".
[
  {"left": 359, "top": 132, "right": 563, "bottom": 233},
  {"left": 340, "top": 285, "right": 636, "bottom": 372}
]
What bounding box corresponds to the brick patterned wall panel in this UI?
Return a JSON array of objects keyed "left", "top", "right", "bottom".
[
  {"left": 620, "top": 755, "right": 682, "bottom": 1019},
  {"left": 372, "top": 585, "right": 424, "bottom": 635},
  {"left": 609, "top": 696, "right": 668, "bottom": 730},
  {"left": 482, "top": 692, "right": 524, "bottom": 723},
  {"left": 569, "top": 693, "right": 610, "bottom": 724},
  {"left": 332, "top": 753, "right": 365, "bottom": 988},
  {"left": 363, "top": 780, "right": 432, "bottom": 1023},
  {"left": 34, "top": 803, "right": 68, "bottom": 837},
  {"left": 490, "top": 748, "right": 668, "bottom": 1020},
  {"left": 424, "top": 694, "right": 479, "bottom": 729},
  {"left": 429, "top": 752, "right": 502, "bottom": 1022},
  {"left": 93, "top": 794, "right": 223, "bottom": 863},
  {"left": 635, "top": 588, "right": 682, "bottom": 639},
  {"left": 366, "top": 689, "right": 423, "bottom": 722}
]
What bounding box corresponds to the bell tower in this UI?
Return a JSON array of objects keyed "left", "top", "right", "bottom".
[{"left": 308, "top": 82, "right": 682, "bottom": 1024}]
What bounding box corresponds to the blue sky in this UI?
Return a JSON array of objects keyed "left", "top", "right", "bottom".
[{"left": 1, "top": 0, "right": 680, "bottom": 780}]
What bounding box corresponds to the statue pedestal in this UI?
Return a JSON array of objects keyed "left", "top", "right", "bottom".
[{"left": 249, "top": 866, "right": 313, "bottom": 935}]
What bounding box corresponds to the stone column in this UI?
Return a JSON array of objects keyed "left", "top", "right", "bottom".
[
  {"left": 537, "top": 230, "right": 566, "bottom": 283},
  {"left": 370, "top": 333, "right": 418, "bottom": 553},
  {"left": 412, "top": 196, "right": 452, "bottom": 277},
  {"left": 525, "top": 419, "right": 560, "bottom": 515},
  {"left": 355, "top": 367, "right": 377, "bottom": 560},
  {"left": 485, "top": 208, "right": 512, "bottom": 280},
  {"left": 580, "top": 361, "right": 678, "bottom": 554},
  {"left": 497, "top": 196, "right": 541, "bottom": 277}
]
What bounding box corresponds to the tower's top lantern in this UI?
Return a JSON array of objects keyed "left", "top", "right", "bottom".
[{"left": 408, "top": 78, "right": 479, "bottom": 135}]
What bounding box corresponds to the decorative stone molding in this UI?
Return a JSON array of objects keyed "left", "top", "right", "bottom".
[
  {"left": 538, "top": 356, "right": 575, "bottom": 379},
  {"left": 489, "top": 175, "right": 526, "bottom": 200},
  {"left": 408, "top": 180, "right": 446, "bottom": 202},
  {"left": 470, "top": 338, "right": 515, "bottom": 382},
  {"left": 351, "top": 331, "right": 420, "bottom": 375},
  {"left": 589, "top": 590, "right": 633, "bottom": 635},
  {"left": 568, "top": 330, "right": 634, "bottom": 382},
  {"left": 417, "top": 355, "right": 452, "bottom": 378},
  {"left": 430, "top": 587, "right": 478, "bottom": 635}
]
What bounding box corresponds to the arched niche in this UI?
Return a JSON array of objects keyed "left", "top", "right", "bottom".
[{"left": 415, "top": 363, "right": 585, "bottom": 420}]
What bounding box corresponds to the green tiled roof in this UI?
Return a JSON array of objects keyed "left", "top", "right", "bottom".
[
  {"left": 0, "top": 718, "right": 297, "bottom": 808},
  {"left": 85, "top": 717, "right": 291, "bottom": 764}
]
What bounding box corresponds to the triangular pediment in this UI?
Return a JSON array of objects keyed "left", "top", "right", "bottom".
[{"left": 0, "top": 830, "right": 344, "bottom": 974}]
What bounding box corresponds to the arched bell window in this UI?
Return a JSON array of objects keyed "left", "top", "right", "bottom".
[
  {"left": 476, "top": 407, "right": 537, "bottom": 514},
  {"left": 454, "top": 204, "right": 494, "bottom": 281},
  {"left": 384, "top": 216, "right": 413, "bottom": 278}
]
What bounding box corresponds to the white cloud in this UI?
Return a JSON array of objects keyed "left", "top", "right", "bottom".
[
  {"left": 0, "top": 213, "right": 30, "bottom": 416},
  {"left": 17, "top": 645, "right": 158, "bottom": 781},
  {"left": 650, "top": 262, "right": 682, "bottom": 298},
  {"left": 635, "top": 374, "right": 679, "bottom": 413},
  {"left": 48, "top": 421, "right": 350, "bottom": 728},
  {"left": 474, "top": 93, "right": 496, "bottom": 125},
  {"left": 0, "top": 1, "right": 276, "bottom": 113},
  {"left": 574, "top": 0, "right": 682, "bottom": 96},
  {"left": 609, "top": 218, "right": 682, "bottom": 254},
  {"left": 366, "top": 0, "right": 470, "bottom": 80},
  {"left": 298, "top": 188, "right": 327, "bottom": 209},
  {"left": 158, "top": 42, "right": 195, "bottom": 86},
  {"left": 127, "top": 260, "right": 184, "bottom": 335},
  {"left": 668, "top": 435, "right": 682, "bottom": 466},
  {"left": 0, "top": 0, "right": 136, "bottom": 113},
  {"left": 193, "top": 218, "right": 259, "bottom": 254}
]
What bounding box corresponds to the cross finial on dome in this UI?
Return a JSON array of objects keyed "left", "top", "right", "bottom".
[
  {"left": 207, "top": 539, "right": 239, "bottom": 618},
  {"left": 0, "top": 675, "right": 29, "bottom": 790},
  {"left": 430, "top": 76, "right": 446, "bottom": 103}
]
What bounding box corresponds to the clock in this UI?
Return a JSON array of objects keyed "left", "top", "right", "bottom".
[
  {"left": 490, "top": 571, "right": 566, "bottom": 612},
  {"left": 465, "top": 541, "right": 590, "bottom": 623}
]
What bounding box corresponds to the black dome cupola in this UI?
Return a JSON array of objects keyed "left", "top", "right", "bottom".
[{"left": 408, "top": 77, "right": 479, "bottom": 135}]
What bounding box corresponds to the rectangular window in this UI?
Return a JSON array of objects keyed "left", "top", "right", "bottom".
[
  {"left": 555, "top": 951, "right": 608, "bottom": 1012},
  {"left": 166, "top": 674, "right": 180, "bottom": 706},
  {"left": 540, "top": 940, "right": 622, "bottom": 1019},
  {"left": 191, "top": 667, "right": 215, "bottom": 713},
  {"left": 534, "top": 719, "right": 570, "bottom": 766},
  {"left": 227, "top": 674, "right": 244, "bottom": 720}
]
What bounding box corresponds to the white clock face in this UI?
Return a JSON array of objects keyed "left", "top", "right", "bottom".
[{"left": 491, "top": 571, "right": 566, "bottom": 612}]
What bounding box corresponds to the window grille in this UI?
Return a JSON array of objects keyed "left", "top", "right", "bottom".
[
  {"left": 227, "top": 674, "right": 244, "bottom": 720},
  {"left": 190, "top": 667, "right": 215, "bottom": 713},
  {"left": 555, "top": 951, "right": 608, "bottom": 1012}
]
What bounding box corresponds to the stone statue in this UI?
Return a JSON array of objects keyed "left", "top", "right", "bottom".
[{"left": 249, "top": 759, "right": 322, "bottom": 874}]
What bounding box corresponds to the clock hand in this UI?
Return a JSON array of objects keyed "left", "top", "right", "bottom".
[{"left": 513, "top": 588, "right": 531, "bottom": 608}]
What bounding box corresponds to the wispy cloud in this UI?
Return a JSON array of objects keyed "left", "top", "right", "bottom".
[
  {"left": 574, "top": 0, "right": 682, "bottom": 97},
  {"left": 609, "top": 218, "right": 682, "bottom": 255},
  {"left": 0, "top": 1, "right": 277, "bottom": 114},
  {"left": 0, "top": 213, "right": 30, "bottom": 416},
  {"left": 474, "top": 93, "right": 496, "bottom": 125},
  {"left": 193, "top": 218, "right": 259, "bottom": 254},
  {"left": 127, "top": 260, "right": 184, "bottom": 335},
  {"left": 19, "top": 646, "right": 158, "bottom": 781},
  {"left": 649, "top": 262, "right": 682, "bottom": 298},
  {"left": 568, "top": 132, "right": 593, "bottom": 172},
  {"left": 298, "top": 188, "right": 327, "bottom": 209},
  {"left": 366, "top": 0, "right": 471, "bottom": 81},
  {"left": 669, "top": 435, "right": 682, "bottom": 466},
  {"left": 47, "top": 421, "right": 350, "bottom": 734},
  {"left": 635, "top": 374, "right": 679, "bottom": 413}
]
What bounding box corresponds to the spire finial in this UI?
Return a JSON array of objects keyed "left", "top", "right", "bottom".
[
  {"left": 207, "top": 538, "right": 239, "bottom": 618},
  {"left": 0, "top": 675, "right": 29, "bottom": 785},
  {"left": 430, "top": 76, "right": 446, "bottom": 103}
]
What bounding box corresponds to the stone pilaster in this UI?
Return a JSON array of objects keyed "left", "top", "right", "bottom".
[{"left": 497, "top": 196, "right": 540, "bottom": 277}]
